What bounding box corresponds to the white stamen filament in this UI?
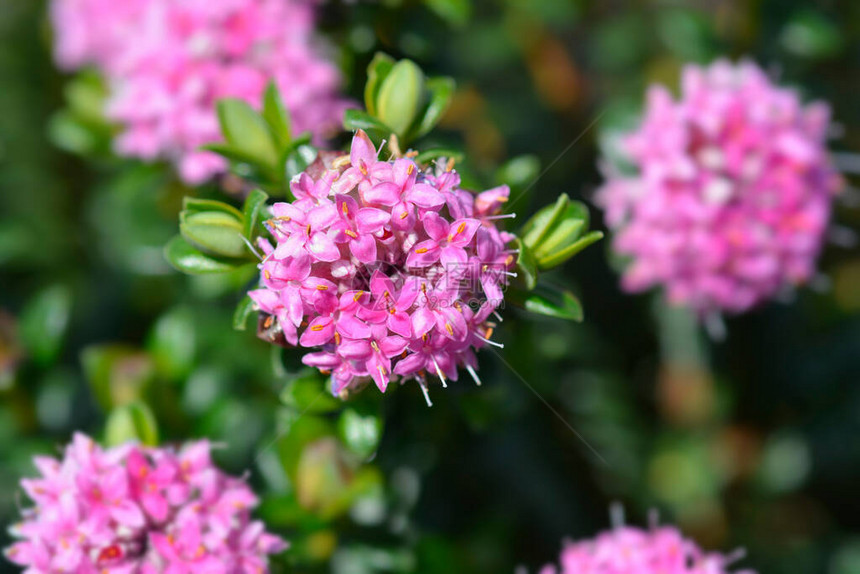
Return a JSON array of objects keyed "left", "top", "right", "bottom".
[
  {"left": 465, "top": 365, "right": 482, "bottom": 386},
  {"left": 431, "top": 357, "right": 447, "bottom": 388},
  {"left": 477, "top": 335, "right": 504, "bottom": 349}
]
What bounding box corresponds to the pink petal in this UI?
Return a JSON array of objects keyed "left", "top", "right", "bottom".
[
  {"left": 406, "top": 183, "right": 445, "bottom": 208},
  {"left": 364, "top": 181, "right": 401, "bottom": 206},
  {"left": 446, "top": 218, "right": 481, "bottom": 247},
  {"left": 349, "top": 234, "right": 377, "bottom": 263},
  {"left": 406, "top": 240, "right": 441, "bottom": 268},
  {"left": 299, "top": 317, "right": 335, "bottom": 347},
  {"left": 356, "top": 207, "right": 391, "bottom": 234},
  {"left": 350, "top": 129, "right": 377, "bottom": 169},
  {"left": 307, "top": 232, "right": 341, "bottom": 262},
  {"left": 387, "top": 311, "right": 413, "bottom": 338},
  {"left": 422, "top": 212, "right": 449, "bottom": 242}
]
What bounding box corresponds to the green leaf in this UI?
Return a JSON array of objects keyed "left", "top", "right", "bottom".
[
  {"left": 164, "top": 235, "right": 242, "bottom": 275},
  {"left": 180, "top": 211, "right": 248, "bottom": 258},
  {"left": 233, "top": 295, "right": 256, "bottom": 331},
  {"left": 521, "top": 283, "right": 584, "bottom": 321},
  {"left": 424, "top": 0, "right": 471, "bottom": 26},
  {"left": 413, "top": 76, "right": 455, "bottom": 139},
  {"left": 216, "top": 98, "right": 279, "bottom": 168},
  {"left": 242, "top": 189, "right": 270, "bottom": 239},
  {"left": 105, "top": 401, "right": 159, "bottom": 447},
  {"left": 262, "top": 82, "right": 292, "bottom": 148},
  {"left": 19, "top": 285, "right": 72, "bottom": 366},
  {"left": 343, "top": 109, "right": 392, "bottom": 135},
  {"left": 536, "top": 230, "right": 603, "bottom": 270},
  {"left": 414, "top": 148, "right": 464, "bottom": 165},
  {"left": 81, "top": 345, "right": 155, "bottom": 410},
  {"left": 364, "top": 52, "right": 396, "bottom": 116},
  {"left": 147, "top": 307, "right": 195, "bottom": 381},
  {"left": 514, "top": 238, "right": 538, "bottom": 290},
  {"left": 201, "top": 143, "right": 268, "bottom": 167},
  {"left": 496, "top": 155, "right": 541, "bottom": 192},
  {"left": 338, "top": 407, "right": 383, "bottom": 460},
  {"left": 376, "top": 59, "right": 425, "bottom": 139},
  {"left": 182, "top": 197, "right": 244, "bottom": 219},
  {"left": 284, "top": 143, "right": 318, "bottom": 181},
  {"left": 521, "top": 193, "right": 570, "bottom": 250}
]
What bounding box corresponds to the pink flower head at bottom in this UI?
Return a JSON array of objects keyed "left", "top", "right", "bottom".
[
  {"left": 5, "top": 433, "right": 286, "bottom": 573},
  {"left": 538, "top": 519, "right": 753, "bottom": 574}
]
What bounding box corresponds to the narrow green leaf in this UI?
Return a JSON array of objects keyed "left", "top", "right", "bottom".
[
  {"left": 242, "top": 189, "right": 270, "bottom": 239},
  {"left": 343, "top": 109, "right": 392, "bottom": 135},
  {"left": 413, "top": 76, "right": 455, "bottom": 139},
  {"left": 201, "top": 143, "right": 267, "bottom": 167},
  {"left": 364, "top": 52, "right": 396, "bottom": 116},
  {"left": 522, "top": 283, "right": 584, "bottom": 321},
  {"left": 233, "top": 295, "right": 256, "bottom": 331},
  {"left": 536, "top": 230, "right": 603, "bottom": 270},
  {"left": 182, "top": 197, "right": 244, "bottom": 219},
  {"left": 521, "top": 193, "right": 570, "bottom": 250},
  {"left": 105, "top": 402, "right": 159, "bottom": 447},
  {"left": 262, "top": 82, "right": 292, "bottom": 148},
  {"left": 514, "top": 238, "right": 538, "bottom": 290},
  {"left": 164, "top": 235, "right": 241, "bottom": 275},
  {"left": 216, "top": 98, "right": 278, "bottom": 168}
]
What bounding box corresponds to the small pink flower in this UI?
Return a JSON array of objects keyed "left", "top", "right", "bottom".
[
  {"left": 597, "top": 60, "right": 842, "bottom": 316},
  {"left": 252, "top": 130, "right": 518, "bottom": 400},
  {"left": 5, "top": 434, "right": 286, "bottom": 572}
]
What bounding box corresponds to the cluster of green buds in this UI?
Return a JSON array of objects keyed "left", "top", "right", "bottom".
[{"left": 344, "top": 53, "right": 455, "bottom": 148}]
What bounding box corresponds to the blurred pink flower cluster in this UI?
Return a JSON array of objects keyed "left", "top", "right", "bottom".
[
  {"left": 5, "top": 434, "right": 286, "bottom": 573},
  {"left": 597, "top": 60, "right": 842, "bottom": 315},
  {"left": 250, "top": 131, "right": 517, "bottom": 400},
  {"left": 540, "top": 524, "right": 752, "bottom": 574},
  {"left": 51, "top": 0, "right": 348, "bottom": 183}
]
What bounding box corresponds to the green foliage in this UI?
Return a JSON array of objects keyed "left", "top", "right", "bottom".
[
  {"left": 347, "top": 53, "right": 456, "bottom": 147},
  {"left": 105, "top": 401, "right": 160, "bottom": 447},
  {"left": 520, "top": 193, "right": 603, "bottom": 271},
  {"left": 207, "top": 82, "right": 317, "bottom": 193}
]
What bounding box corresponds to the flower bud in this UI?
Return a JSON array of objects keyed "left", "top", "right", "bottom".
[{"left": 375, "top": 59, "right": 425, "bottom": 139}]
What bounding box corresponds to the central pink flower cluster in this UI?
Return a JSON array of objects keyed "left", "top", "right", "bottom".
[
  {"left": 51, "top": 0, "right": 347, "bottom": 183},
  {"left": 249, "top": 131, "right": 517, "bottom": 400},
  {"left": 539, "top": 524, "right": 752, "bottom": 574},
  {"left": 5, "top": 434, "right": 286, "bottom": 573},
  {"left": 597, "top": 60, "right": 842, "bottom": 315}
]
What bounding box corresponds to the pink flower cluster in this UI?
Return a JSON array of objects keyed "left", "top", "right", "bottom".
[
  {"left": 5, "top": 434, "right": 286, "bottom": 573},
  {"left": 597, "top": 60, "right": 842, "bottom": 315},
  {"left": 539, "top": 524, "right": 752, "bottom": 574},
  {"left": 249, "top": 130, "right": 517, "bottom": 401},
  {"left": 51, "top": 0, "right": 348, "bottom": 183}
]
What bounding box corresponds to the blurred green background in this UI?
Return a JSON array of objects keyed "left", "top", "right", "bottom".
[{"left": 2, "top": 0, "right": 860, "bottom": 572}]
